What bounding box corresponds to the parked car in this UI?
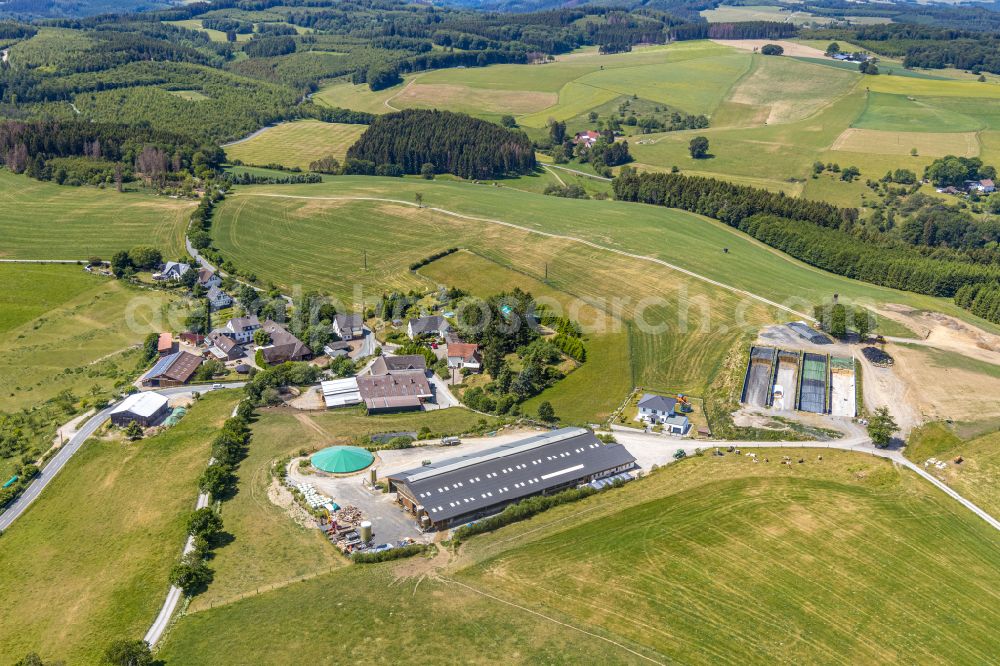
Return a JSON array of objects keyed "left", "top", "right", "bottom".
[{"left": 371, "top": 543, "right": 394, "bottom": 553}]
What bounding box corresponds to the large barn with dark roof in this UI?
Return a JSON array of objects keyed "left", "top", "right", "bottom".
[{"left": 386, "top": 427, "right": 636, "bottom": 529}]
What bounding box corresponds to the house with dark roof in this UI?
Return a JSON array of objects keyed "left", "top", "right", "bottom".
[
  {"left": 206, "top": 331, "right": 244, "bottom": 361},
  {"left": 206, "top": 285, "right": 233, "bottom": 311},
  {"left": 258, "top": 320, "right": 312, "bottom": 365},
  {"left": 368, "top": 354, "right": 426, "bottom": 376},
  {"left": 637, "top": 393, "right": 677, "bottom": 424},
  {"left": 387, "top": 427, "right": 636, "bottom": 529},
  {"left": 333, "top": 313, "right": 364, "bottom": 340},
  {"left": 407, "top": 315, "right": 449, "bottom": 340},
  {"left": 357, "top": 370, "right": 432, "bottom": 413},
  {"left": 156, "top": 262, "right": 191, "bottom": 281},
  {"left": 140, "top": 351, "right": 202, "bottom": 387},
  {"left": 224, "top": 316, "right": 261, "bottom": 343}
]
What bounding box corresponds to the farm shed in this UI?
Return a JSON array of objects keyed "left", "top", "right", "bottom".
[
  {"left": 139, "top": 351, "right": 202, "bottom": 387},
  {"left": 386, "top": 427, "right": 636, "bottom": 529},
  {"left": 321, "top": 377, "right": 362, "bottom": 408},
  {"left": 109, "top": 392, "right": 169, "bottom": 427}
]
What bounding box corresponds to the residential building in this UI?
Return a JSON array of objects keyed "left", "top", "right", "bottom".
[
  {"left": 206, "top": 285, "right": 233, "bottom": 310},
  {"left": 140, "top": 351, "right": 202, "bottom": 387},
  {"left": 664, "top": 414, "right": 690, "bottom": 435},
  {"left": 333, "top": 313, "right": 364, "bottom": 340},
  {"left": 357, "top": 370, "right": 432, "bottom": 413},
  {"left": 321, "top": 377, "right": 362, "bottom": 408},
  {"left": 206, "top": 331, "right": 244, "bottom": 361},
  {"left": 446, "top": 342, "right": 481, "bottom": 371},
  {"left": 977, "top": 179, "right": 996, "bottom": 193},
  {"left": 224, "top": 316, "right": 261, "bottom": 343},
  {"left": 637, "top": 393, "right": 677, "bottom": 424},
  {"left": 368, "top": 354, "right": 426, "bottom": 376},
  {"left": 179, "top": 332, "right": 204, "bottom": 346},
  {"left": 387, "top": 427, "right": 637, "bottom": 530},
  {"left": 196, "top": 268, "right": 222, "bottom": 289},
  {"left": 109, "top": 392, "right": 170, "bottom": 428},
  {"left": 407, "top": 315, "right": 449, "bottom": 340},
  {"left": 258, "top": 320, "right": 312, "bottom": 365},
  {"left": 157, "top": 262, "right": 190, "bottom": 280},
  {"left": 574, "top": 130, "right": 600, "bottom": 147}
]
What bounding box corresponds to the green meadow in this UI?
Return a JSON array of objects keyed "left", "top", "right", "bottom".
[
  {"left": 158, "top": 448, "right": 1000, "bottom": 664},
  {"left": 0, "top": 264, "right": 187, "bottom": 410},
  {"left": 0, "top": 171, "right": 193, "bottom": 260},
  {"left": 0, "top": 391, "right": 239, "bottom": 665}
]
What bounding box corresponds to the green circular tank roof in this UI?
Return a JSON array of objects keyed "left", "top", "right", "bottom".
[{"left": 311, "top": 446, "right": 374, "bottom": 474}]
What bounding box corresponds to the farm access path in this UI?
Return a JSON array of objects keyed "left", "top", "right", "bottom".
[
  {"left": 610, "top": 426, "right": 1000, "bottom": 533},
  {"left": 232, "top": 192, "right": 818, "bottom": 323}
]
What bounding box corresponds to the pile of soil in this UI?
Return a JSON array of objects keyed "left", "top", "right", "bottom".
[{"left": 862, "top": 346, "right": 894, "bottom": 367}]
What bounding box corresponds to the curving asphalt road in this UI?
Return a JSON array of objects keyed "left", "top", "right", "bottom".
[{"left": 0, "top": 383, "right": 244, "bottom": 533}]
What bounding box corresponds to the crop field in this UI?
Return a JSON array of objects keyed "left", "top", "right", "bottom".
[
  {"left": 0, "top": 171, "right": 193, "bottom": 260},
  {"left": 0, "top": 391, "right": 239, "bottom": 665},
  {"left": 159, "top": 448, "right": 1000, "bottom": 663},
  {"left": 0, "top": 264, "right": 187, "bottom": 410},
  {"left": 830, "top": 127, "right": 978, "bottom": 156},
  {"left": 224, "top": 120, "right": 365, "bottom": 170},
  {"left": 189, "top": 406, "right": 491, "bottom": 611},
  {"left": 725, "top": 55, "right": 858, "bottom": 124}
]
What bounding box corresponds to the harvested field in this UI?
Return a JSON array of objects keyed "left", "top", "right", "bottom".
[
  {"left": 831, "top": 128, "right": 979, "bottom": 157},
  {"left": 727, "top": 55, "right": 856, "bottom": 124},
  {"left": 710, "top": 39, "right": 826, "bottom": 58},
  {"left": 393, "top": 83, "right": 557, "bottom": 115}
]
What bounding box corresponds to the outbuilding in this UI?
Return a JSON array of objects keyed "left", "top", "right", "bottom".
[{"left": 109, "top": 392, "right": 170, "bottom": 427}]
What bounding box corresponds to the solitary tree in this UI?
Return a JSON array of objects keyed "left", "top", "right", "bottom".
[
  {"left": 124, "top": 421, "right": 144, "bottom": 441},
  {"left": 537, "top": 401, "right": 556, "bottom": 422},
  {"left": 854, "top": 307, "right": 874, "bottom": 340},
  {"left": 689, "top": 136, "right": 710, "bottom": 159},
  {"left": 415, "top": 192, "right": 424, "bottom": 208},
  {"left": 101, "top": 639, "right": 152, "bottom": 666},
  {"left": 761, "top": 44, "right": 784, "bottom": 56},
  {"left": 420, "top": 162, "right": 435, "bottom": 179},
  {"left": 867, "top": 407, "right": 898, "bottom": 447},
  {"left": 829, "top": 303, "right": 848, "bottom": 338},
  {"left": 253, "top": 328, "right": 271, "bottom": 347}
]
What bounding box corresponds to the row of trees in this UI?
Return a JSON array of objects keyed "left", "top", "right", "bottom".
[
  {"left": 954, "top": 281, "right": 1000, "bottom": 324},
  {"left": 347, "top": 109, "right": 536, "bottom": 180}
]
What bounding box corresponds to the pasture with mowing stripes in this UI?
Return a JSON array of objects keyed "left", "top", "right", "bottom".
[
  {"left": 224, "top": 120, "right": 365, "bottom": 170},
  {"left": 156, "top": 448, "right": 1000, "bottom": 664},
  {"left": 0, "top": 170, "right": 193, "bottom": 260}
]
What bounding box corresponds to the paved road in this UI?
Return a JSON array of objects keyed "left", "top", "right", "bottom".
[
  {"left": 0, "top": 383, "right": 244, "bottom": 532},
  {"left": 427, "top": 372, "right": 460, "bottom": 409}
]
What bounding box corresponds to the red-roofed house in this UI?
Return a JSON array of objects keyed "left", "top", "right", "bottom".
[
  {"left": 157, "top": 332, "right": 175, "bottom": 356},
  {"left": 446, "top": 342, "right": 481, "bottom": 372},
  {"left": 574, "top": 130, "right": 600, "bottom": 147}
]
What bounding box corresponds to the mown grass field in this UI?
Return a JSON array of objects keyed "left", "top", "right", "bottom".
[
  {"left": 0, "top": 264, "right": 187, "bottom": 410},
  {"left": 188, "top": 406, "right": 492, "bottom": 611},
  {"left": 905, "top": 422, "right": 1000, "bottom": 525},
  {"left": 166, "top": 19, "right": 253, "bottom": 42},
  {"left": 0, "top": 171, "right": 192, "bottom": 260},
  {"left": 457, "top": 449, "right": 1000, "bottom": 663},
  {"left": 159, "top": 447, "right": 1000, "bottom": 664},
  {"left": 214, "top": 178, "right": 983, "bottom": 323},
  {"left": 0, "top": 391, "right": 238, "bottom": 665},
  {"left": 224, "top": 120, "right": 365, "bottom": 170}
]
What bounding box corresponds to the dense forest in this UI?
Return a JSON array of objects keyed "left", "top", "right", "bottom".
[
  {"left": 612, "top": 169, "right": 1000, "bottom": 301},
  {"left": 346, "top": 109, "right": 536, "bottom": 179}
]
